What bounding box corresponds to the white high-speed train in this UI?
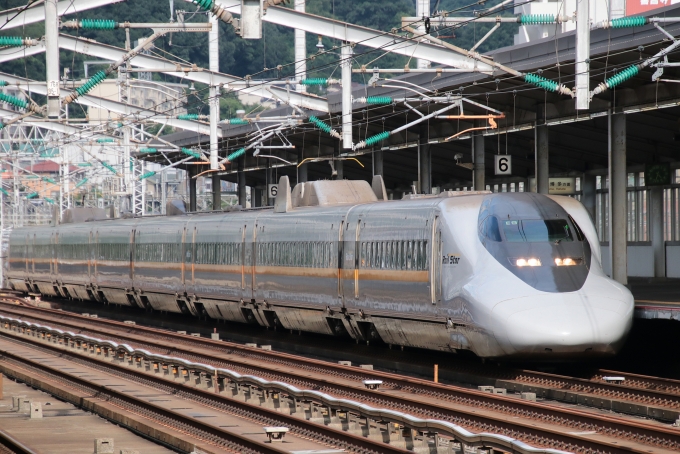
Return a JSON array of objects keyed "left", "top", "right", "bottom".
[{"left": 5, "top": 176, "right": 634, "bottom": 359}]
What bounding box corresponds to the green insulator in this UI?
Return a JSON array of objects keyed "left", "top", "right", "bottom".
[
  {"left": 519, "top": 14, "right": 555, "bottom": 25},
  {"left": 181, "top": 147, "right": 201, "bottom": 159},
  {"left": 524, "top": 73, "right": 560, "bottom": 92},
  {"left": 0, "top": 123, "right": 4, "bottom": 131},
  {"left": 309, "top": 116, "right": 332, "bottom": 134},
  {"left": 75, "top": 178, "right": 88, "bottom": 188},
  {"left": 192, "top": 0, "right": 214, "bottom": 11},
  {"left": 364, "top": 131, "right": 390, "bottom": 147},
  {"left": 605, "top": 65, "right": 639, "bottom": 89},
  {"left": 365, "top": 96, "right": 393, "bottom": 105},
  {"left": 611, "top": 16, "right": 647, "bottom": 28},
  {"left": 80, "top": 19, "right": 117, "bottom": 30},
  {"left": 101, "top": 161, "right": 117, "bottom": 174},
  {"left": 76, "top": 70, "right": 107, "bottom": 97},
  {"left": 139, "top": 148, "right": 157, "bottom": 153},
  {"left": 0, "top": 92, "right": 28, "bottom": 109},
  {"left": 44, "top": 197, "right": 55, "bottom": 204},
  {"left": 300, "top": 78, "right": 328, "bottom": 86},
  {"left": 0, "top": 80, "right": 7, "bottom": 86},
  {"left": 139, "top": 171, "right": 156, "bottom": 180},
  {"left": 96, "top": 138, "right": 114, "bottom": 143},
  {"left": 0, "top": 36, "right": 24, "bottom": 47},
  {"left": 26, "top": 192, "right": 38, "bottom": 199},
  {"left": 226, "top": 118, "right": 249, "bottom": 125},
  {"left": 77, "top": 163, "right": 92, "bottom": 167},
  {"left": 42, "top": 177, "right": 56, "bottom": 184},
  {"left": 0, "top": 188, "right": 8, "bottom": 196},
  {"left": 226, "top": 147, "right": 245, "bottom": 162},
  {"left": 177, "top": 113, "right": 200, "bottom": 120}
]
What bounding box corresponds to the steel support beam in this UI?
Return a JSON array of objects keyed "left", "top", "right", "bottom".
[
  {"left": 0, "top": 42, "right": 45, "bottom": 63},
  {"left": 295, "top": 0, "right": 306, "bottom": 93},
  {"left": 218, "top": 2, "right": 489, "bottom": 70},
  {"left": 45, "top": 0, "right": 60, "bottom": 118},
  {"left": 237, "top": 158, "right": 247, "bottom": 207},
  {"left": 0, "top": 0, "right": 125, "bottom": 30},
  {"left": 416, "top": 0, "right": 430, "bottom": 70},
  {"left": 575, "top": 0, "right": 590, "bottom": 110},
  {"left": 189, "top": 168, "right": 197, "bottom": 212},
  {"left": 341, "top": 43, "right": 352, "bottom": 150},
  {"left": 58, "top": 34, "right": 328, "bottom": 112},
  {"left": 0, "top": 72, "right": 214, "bottom": 137},
  {"left": 609, "top": 111, "right": 627, "bottom": 285}
]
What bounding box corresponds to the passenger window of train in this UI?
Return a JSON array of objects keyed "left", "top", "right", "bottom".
[
  {"left": 522, "top": 219, "right": 573, "bottom": 243},
  {"left": 568, "top": 215, "right": 585, "bottom": 241},
  {"left": 501, "top": 220, "right": 524, "bottom": 242},
  {"left": 483, "top": 216, "right": 502, "bottom": 242}
]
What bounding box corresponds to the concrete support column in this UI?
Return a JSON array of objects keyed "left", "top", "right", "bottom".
[
  {"left": 535, "top": 123, "right": 549, "bottom": 194},
  {"left": 212, "top": 174, "right": 221, "bottom": 210},
  {"left": 237, "top": 159, "right": 247, "bottom": 207},
  {"left": 188, "top": 170, "right": 197, "bottom": 212},
  {"left": 335, "top": 160, "right": 343, "bottom": 180},
  {"left": 609, "top": 112, "right": 627, "bottom": 285},
  {"left": 298, "top": 163, "right": 308, "bottom": 184},
  {"left": 472, "top": 125, "right": 485, "bottom": 191},
  {"left": 418, "top": 142, "right": 432, "bottom": 194},
  {"left": 253, "top": 188, "right": 262, "bottom": 208},
  {"left": 650, "top": 186, "right": 666, "bottom": 278},
  {"left": 582, "top": 173, "right": 597, "bottom": 221},
  {"left": 373, "top": 150, "right": 383, "bottom": 176}
]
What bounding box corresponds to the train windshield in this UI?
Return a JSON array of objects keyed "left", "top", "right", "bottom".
[{"left": 501, "top": 219, "right": 573, "bottom": 243}]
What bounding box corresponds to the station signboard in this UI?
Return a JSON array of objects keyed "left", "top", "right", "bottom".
[
  {"left": 529, "top": 177, "right": 577, "bottom": 195},
  {"left": 627, "top": 0, "right": 680, "bottom": 15}
]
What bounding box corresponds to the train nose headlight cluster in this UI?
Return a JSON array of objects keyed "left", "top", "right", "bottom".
[
  {"left": 514, "top": 258, "right": 542, "bottom": 267},
  {"left": 554, "top": 257, "right": 582, "bottom": 266}
]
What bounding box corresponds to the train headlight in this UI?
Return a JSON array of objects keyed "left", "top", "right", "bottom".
[
  {"left": 515, "top": 258, "right": 541, "bottom": 267},
  {"left": 554, "top": 257, "right": 582, "bottom": 266}
]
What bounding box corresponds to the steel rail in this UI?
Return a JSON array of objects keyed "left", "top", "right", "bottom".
[
  {"left": 0, "top": 316, "right": 568, "bottom": 454},
  {"left": 3, "top": 299, "right": 680, "bottom": 412},
  {"left": 0, "top": 429, "right": 37, "bottom": 454},
  {"left": 0, "top": 332, "right": 410, "bottom": 454},
  {"left": 0, "top": 303, "right": 676, "bottom": 454}
]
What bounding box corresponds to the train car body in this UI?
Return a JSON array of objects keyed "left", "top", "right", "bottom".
[{"left": 5, "top": 177, "right": 634, "bottom": 359}]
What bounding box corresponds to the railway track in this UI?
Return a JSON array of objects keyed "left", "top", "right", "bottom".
[
  {"left": 1, "top": 298, "right": 680, "bottom": 453},
  {"left": 0, "top": 429, "right": 35, "bottom": 454},
  {"left": 0, "top": 329, "right": 415, "bottom": 454}
]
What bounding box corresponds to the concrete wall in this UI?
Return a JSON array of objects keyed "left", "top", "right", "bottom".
[
  {"left": 600, "top": 244, "right": 655, "bottom": 278},
  {"left": 667, "top": 244, "right": 680, "bottom": 278},
  {"left": 600, "top": 243, "right": 680, "bottom": 278}
]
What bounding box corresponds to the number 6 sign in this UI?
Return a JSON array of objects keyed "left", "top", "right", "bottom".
[{"left": 494, "top": 155, "right": 512, "bottom": 176}]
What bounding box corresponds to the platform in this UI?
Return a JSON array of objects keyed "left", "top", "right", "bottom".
[{"left": 631, "top": 279, "right": 680, "bottom": 321}]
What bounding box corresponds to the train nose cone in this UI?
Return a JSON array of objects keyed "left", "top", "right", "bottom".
[{"left": 492, "top": 294, "right": 632, "bottom": 356}]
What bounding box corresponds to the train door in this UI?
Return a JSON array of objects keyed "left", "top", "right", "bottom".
[
  {"left": 337, "top": 220, "right": 345, "bottom": 306},
  {"left": 241, "top": 222, "right": 255, "bottom": 302},
  {"left": 31, "top": 234, "right": 35, "bottom": 274},
  {"left": 94, "top": 230, "right": 99, "bottom": 284},
  {"left": 251, "top": 221, "right": 257, "bottom": 297},
  {"left": 431, "top": 215, "right": 442, "bottom": 305},
  {"left": 185, "top": 226, "right": 197, "bottom": 296},
  {"left": 340, "top": 213, "right": 362, "bottom": 303}
]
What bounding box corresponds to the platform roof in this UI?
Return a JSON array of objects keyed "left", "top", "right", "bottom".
[{"left": 148, "top": 4, "right": 680, "bottom": 193}]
